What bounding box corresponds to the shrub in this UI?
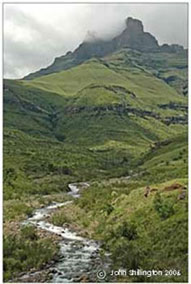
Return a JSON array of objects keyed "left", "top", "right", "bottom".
[
  {"left": 103, "top": 203, "right": 114, "bottom": 215},
  {"left": 105, "top": 221, "right": 138, "bottom": 243},
  {"left": 50, "top": 211, "right": 70, "bottom": 226},
  {"left": 3, "top": 168, "right": 17, "bottom": 187},
  {"left": 3, "top": 227, "right": 58, "bottom": 282},
  {"left": 153, "top": 192, "right": 175, "bottom": 220},
  {"left": 116, "top": 221, "right": 138, "bottom": 240},
  {"left": 20, "top": 225, "right": 38, "bottom": 241},
  {"left": 112, "top": 238, "right": 142, "bottom": 269}
]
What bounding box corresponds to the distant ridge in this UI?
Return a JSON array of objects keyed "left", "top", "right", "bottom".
[{"left": 24, "top": 17, "right": 185, "bottom": 80}]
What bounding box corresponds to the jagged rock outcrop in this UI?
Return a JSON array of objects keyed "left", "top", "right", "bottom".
[
  {"left": 24, "top": 17, "right": 185, "bottom": 80},
  {"left": 73, "top": 17, "right": 159, "bottom": 59},
  {"left": 113, "top": 17, "right": 159, "bottom": 52}
]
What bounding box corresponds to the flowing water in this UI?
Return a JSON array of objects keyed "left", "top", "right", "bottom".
[{"left": 22, "top": 183, "right": 110, "bottom": 283}]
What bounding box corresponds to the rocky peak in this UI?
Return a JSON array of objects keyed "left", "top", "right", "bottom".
[
  {"left": 125, "top": 17, "right": 144, "bottom": 34},
  {"left": 74, "top": 17, "right": 159, "bottom": 60},
  {"left": 113, "top": 17, "right": 159, "bottom": 52},
  {"left": 24, "top": 17, "right": 185, "bottom": 80}
]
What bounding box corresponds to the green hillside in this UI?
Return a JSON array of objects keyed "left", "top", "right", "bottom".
[
  {"left": 3, "top": 41, "right": 188, "bottom": 283},
  {"left": 23, "top": 52, "right": 187, "bottom": 106},
  {"left": 4, "top": 51, "right": 187, "bottom": 197}
]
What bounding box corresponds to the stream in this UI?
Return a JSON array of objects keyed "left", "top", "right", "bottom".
[{"left": 21, "top": 183, "right": 110, "bottom": 283}]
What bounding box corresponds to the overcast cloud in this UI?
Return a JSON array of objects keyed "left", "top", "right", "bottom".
[{"left": 3, "top": 3, "right": 188, "bottom": 79}]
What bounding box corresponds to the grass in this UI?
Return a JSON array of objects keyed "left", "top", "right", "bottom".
[
  {"left": 50, "top": 176, "right": 187, "bottom": 282},
  {"left": 3, "top": 225, "right": 59, "bottom": 282},
  {"left": 48, "top": 130, "right": 188, "bottom": 283},
  {"left": 3, "top": 46, "right": 188, "bottom": 282},
  {"left": 23, "top": 57, "right": 187, "bottom": 112}
]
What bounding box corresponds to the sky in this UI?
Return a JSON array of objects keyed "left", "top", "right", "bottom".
[{"left": 3, "top": 3, "right": 188, "bottom": 79}]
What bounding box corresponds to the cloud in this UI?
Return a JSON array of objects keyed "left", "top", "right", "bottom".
[{"left": 3, "top": 3, "right": 188, "bottom": 79}]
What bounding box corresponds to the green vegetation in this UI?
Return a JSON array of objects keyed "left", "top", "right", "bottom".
[
  {"left": 153, "top": 192, "right": 175, "bottom": 220},
  {"left": 49, "top": 133, "right": 188, "bottom": 282},
  {"left": 3, "top": 46, "right": 188, "bottom": 282},
  {"left": 51, "top": 176, "right": 187, "bottom": 282},
  {"left": 3, "top": 225, "right": 58, "bottom": 282}
]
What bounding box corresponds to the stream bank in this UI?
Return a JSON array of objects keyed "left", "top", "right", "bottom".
[{"left": 16, "top": 183, "right": 111, "bottom": 283}]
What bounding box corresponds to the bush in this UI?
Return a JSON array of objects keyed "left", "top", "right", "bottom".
[
  {"left": 50, "top": 211, "right": 70, "bottom": 226},
  {"left": 154, "top": 193, "right": 175, "bottom": 220},
  {"left": 103, "top": 203, "right": 114, "bottom": 215},
  {"left": 116, "top": 221, "right": 138, "bottom": 240},
  {"left": 106, "top": 221, "right": 138, "bottom": 242},
  {"left": 3, "top": 168, "right": 17, "bottom": 187},
  {"left": 112, "top": 238, "right": 142, "bottom": 269},
  {"left": 3, "top": 227, "right": 58, "bottom": 282},
  {"left": 20, "top": 225, "right": 38, "bottom": 241}
]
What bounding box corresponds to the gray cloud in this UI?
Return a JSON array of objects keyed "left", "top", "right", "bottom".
[{"left": 3, "top": 3, "right": 188, "bottom": 79}]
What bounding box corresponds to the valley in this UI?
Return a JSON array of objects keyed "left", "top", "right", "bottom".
[{"left": 3, "top": 17, "right": 188, "bottom": 283}]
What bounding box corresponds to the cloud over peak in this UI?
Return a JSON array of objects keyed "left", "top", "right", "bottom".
[{"left": 4, "top": 3, "right": 188, "bottom": 79}]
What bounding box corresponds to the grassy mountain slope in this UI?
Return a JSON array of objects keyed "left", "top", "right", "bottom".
[
  {"left": 23, "top": 53, "right": 187, "bottom": 106},
  {"left": 4, "top": 53, "right": 187, "bottom": 198},
  {"left": 3, "top": 46, "right": 188, "bottom": 282},
  {"left": 104, "top": 48, "right": 188, "bottom": 96}
]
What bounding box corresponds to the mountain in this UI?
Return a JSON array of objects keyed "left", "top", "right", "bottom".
[
  {"left": 4, "top": 16, "right": 188, "bottom": 195},
  {"left": 4, "top": 38, "right": 188, "bottom": 208},
  {"left": 24, "top": 17, "right": 186, "bottom": 80},
  {"left": 4, "top": 16, "right": 188, "bottom": 283}
]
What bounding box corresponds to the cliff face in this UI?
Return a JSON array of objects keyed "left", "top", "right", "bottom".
[
  {"left": 24, "top": 17, "right": 184, "bottom": 80},
  {"left": 113, "top": 17, "right": 159, "bottom": 52},
  {"left": 74, "top": 17, "right": 159, "bottom": 59}
]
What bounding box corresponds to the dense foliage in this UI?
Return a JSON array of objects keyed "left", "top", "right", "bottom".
[{"left": 3, "top": 225, "right": 58, "bottom": 282}]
